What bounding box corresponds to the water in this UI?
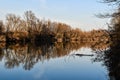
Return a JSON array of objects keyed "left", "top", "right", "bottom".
[{"left": 0, "top": 43, "right": 109, "bottom": 80}]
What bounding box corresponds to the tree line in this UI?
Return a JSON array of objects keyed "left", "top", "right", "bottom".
[{"left": 0, "top": 11, "right": 110, "bottom": 44}]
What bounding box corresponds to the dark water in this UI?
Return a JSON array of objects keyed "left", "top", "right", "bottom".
[{"left": 0, "top": 42, "right": 111, "bottom": 80}]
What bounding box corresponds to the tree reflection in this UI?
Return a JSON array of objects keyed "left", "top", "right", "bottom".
[{"left": 0, "top": 37, "right": 110, "bottom": 70}]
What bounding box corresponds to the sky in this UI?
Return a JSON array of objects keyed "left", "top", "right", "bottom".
[{"left": 0, "top": 0, "right": 113, "bottom": 31}]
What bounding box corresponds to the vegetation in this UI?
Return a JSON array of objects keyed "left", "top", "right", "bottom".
[
  {"left": 0, "top": 10, "right": 111, "bottom": 70},
  {"left": 0, "top": 11, "right": 110, "bottom": 44},
  {"left": 92, "top": 0, "right": 120, "bottom": 80}
]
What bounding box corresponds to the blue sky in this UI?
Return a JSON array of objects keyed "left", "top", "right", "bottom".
[{"left": 0, "top": 0, "right": 112, "bottom": 31}]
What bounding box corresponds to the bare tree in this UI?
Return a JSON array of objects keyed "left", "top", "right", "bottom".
[
  {"left": 24, "top": 11, "right": 37, "bottom": 32},
  {"left": 102, "top": 0, "right": 120, "bottom": 4},
  {"left": 6, "top": 14, "right": 21, "bottom": 32}
]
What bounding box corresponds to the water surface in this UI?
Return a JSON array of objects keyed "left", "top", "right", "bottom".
[{"left": 0, "top": 44, "right": 109, "bottom": 80}]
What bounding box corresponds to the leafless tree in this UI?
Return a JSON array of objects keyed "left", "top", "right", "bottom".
[{"left": 6, "top": 14, "right": 21, "bottom": 32}]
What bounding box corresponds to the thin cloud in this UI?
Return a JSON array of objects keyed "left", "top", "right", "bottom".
[{"left": 39, "top": 0, "right": 47, "bottom": 9}]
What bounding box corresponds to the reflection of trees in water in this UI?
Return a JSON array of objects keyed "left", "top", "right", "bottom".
[{"left": 0, "top": 39, "right": 110, "bottom": 70}]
